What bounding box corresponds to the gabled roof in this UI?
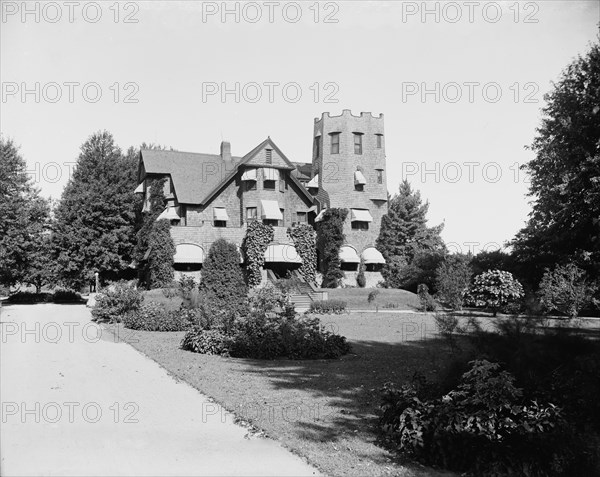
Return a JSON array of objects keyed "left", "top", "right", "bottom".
[
  {"left": 140, "top": 149, "right": 241, "bottom": 204},
  {"left": 140, "top": 138, "right": 314, "bottom": 206}
]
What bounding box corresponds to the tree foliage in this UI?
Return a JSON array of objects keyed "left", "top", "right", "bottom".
[
  {"left": 512, "top": 40, "right": 600, "bottom": 285},
  {"left": 376, "top": 181, "right": 445, "bottom": 288},
  {"left": 316, "top": 208, "right": 348, "bottom": 288},
  {"left": 435, "top": 254, "right": 473, "bottom": 310},
  {"left": 0, "top": 137, "right": 52, "bottom": 288},
  {"left": 287, "top": 223, "right": 317, "bottom": 284},
  {"left": 147, "top": 219, "right": 175, "bottom": 288},
  {"left": 538, "top": 262, "right": 597, "bottom": 318},
  {"left": 52, "top": 131, "right": 140, "bottom": 288},
  {"left": 243, "top": 221, "right": 274, "bottom": 287},
  {"left": 468, "top": 269, "right": 524, "bottom": 316}
]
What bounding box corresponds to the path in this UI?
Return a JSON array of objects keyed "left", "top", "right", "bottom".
[{"left": 0, "top": 303, "right": 319, "bottom": 476}]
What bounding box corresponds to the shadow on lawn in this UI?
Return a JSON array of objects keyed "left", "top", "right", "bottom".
[{"left": 237, "top": 336, "right": 458, "bottom": 444}]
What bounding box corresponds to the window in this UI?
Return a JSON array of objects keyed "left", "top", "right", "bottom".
[
  {"left": 351, "top": 221, "right": 369, "bottom": 231},
  {"left": 179, "top": 205, "right": 187, "bottom": 226},
  {"left": 263, "top": 219, "right": 279, "bottom": 227},
  {"left": 355, "top": 184, "right": 364, "bottom": 192},
  {"left": 376, "top": 134, "right": 383, "bottom": 149},
  {"left": 353, "top": 133, "right": 363, "bottom": 155},
  {"left": 246, "top": 207, "right": 258, "bottom": 222},
  {"left": 377, "top": 169, "right": 383, "bottom": 184},
  {"left": 279, "top": 176, "right": 285, "bottom": 192},
  {"left": 264, "top": 180, "right": 276, "bottom": 190},
  {"left": 314, "top": 136, "right": 320, "bottom": 158},
  {"left": 279, "top": 209, "right": 285, "bottom": 226},
  {"left": 330, "top": 133, "right": 340, "bottom": 154},
  {"left": 296, "top": 211, "right": 307, "bottom": 223},
  {"left": 266, "top": 149, "right": 272, "bottom": 164},
  {"left": 214, "top": 220, "right": 226, "bottom": 228},
  {"left": 245, "top": 181, "right": 257, "bottom": 191}
]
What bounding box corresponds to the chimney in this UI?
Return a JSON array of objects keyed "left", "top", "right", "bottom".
[{"left": 220, "top": 141, "right": 231, "bottom": 161}]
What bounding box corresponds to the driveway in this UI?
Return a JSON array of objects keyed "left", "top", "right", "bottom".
[{"left": 0, "top": 303, "right": 319, "bottom": 476}]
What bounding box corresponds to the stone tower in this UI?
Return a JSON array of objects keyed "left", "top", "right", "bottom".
[{"left": 312, "top": 110, "right": 388, "bottom": 253}]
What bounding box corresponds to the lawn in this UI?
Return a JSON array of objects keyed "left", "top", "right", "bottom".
[
  {"left": 327, "top": 288, "right": 420, "bottom": 311},
  {"left": 104, "top": 312, "right": 455, "bottom": 477}
]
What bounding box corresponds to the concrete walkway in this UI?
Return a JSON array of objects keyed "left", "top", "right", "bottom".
[{"left": 0, "top": 304, "right": 319, "bottom": 476}]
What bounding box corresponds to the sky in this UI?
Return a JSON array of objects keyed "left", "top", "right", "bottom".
[{"left": 1, "top": 0, "right": 599, "bottom": 254}]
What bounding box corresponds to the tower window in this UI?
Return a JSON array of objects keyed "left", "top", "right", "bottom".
[
  {"left": 314, "top": 137, "right": 320, "bottom": 158},
  {"left": 376, "top": 134, "right": 383, "bottom": 149},
  {"left": 264, "top": 180, "right": 276, "bottom": 190},
  {"left": 330, "top": 133, "right": 340, "bottom": 154},
  {"left": 354, "top": 133, "right": 363, "bottom": 155},
  {"left": 377, "top": 169, "right": 383, "bottom": 184},
  {"left": 245, "top": 181, "right": 257, "bottom": 191},
  {"left": 266, "top": 149, "right": 272, "bottom": 164}
]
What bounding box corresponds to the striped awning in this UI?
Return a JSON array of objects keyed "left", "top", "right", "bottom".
[
  {"left": 339, "top": 246, "right": 360, "bottom": 263},
  {"left": 306, "top": 174, "right": 319, "bottom": 188},
  {"left": 262, "top": 168, "right": 279, "bottom": 180},
  {"left": 134, "top": 183, "right": 144, "bottom": 194},
  {"left": 362, "top": 247, "right": 385, "bottom": 264},
  {"left": 241, "top": 168, "right": 257, "bottom": 181},
  {"left": 156, "top": 207, "right": 180, "bottom": 221},
  {"left": 315, "top": 208, "right": 327, "bottom": 222},
  {"left": 264, "top": 244, "right": 302, "bottom": 263},
  {"left": 261, "top": 200, "right": 282, "bottom": 220},
  {"left": 213, "top": 207, "right": 229, "bottom": 221},
  {"left": 350, "top": 209, "right": 373, "bottom": 222},
  {"left": 174, "top": 244, "right": 204, "bottom": 264},
  {"left": 354, "top": 171, "right": 367, "bottom": 185}
]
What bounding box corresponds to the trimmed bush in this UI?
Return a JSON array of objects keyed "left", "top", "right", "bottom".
[
  {"left": 52, "top": 288, "right": 83, "bottom": 303},
  {"left": 6, "top": 291, "right": 52, "bottom": 303},
  {"left": 123, "top": 302, "right": 194, "bottom": 331},
  {"left": 467, "top": 269, "right": 524, "bottom": 316},
  {"left": 91, "top": 281, "right": 142, "bottom": 323},
  {"left": 309, "top": 299, "right": 347, "bottom": 314}
]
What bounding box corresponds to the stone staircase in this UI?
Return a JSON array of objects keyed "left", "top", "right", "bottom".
[{"left": 266, "top": 270, "right": 324, "bottom": 311}]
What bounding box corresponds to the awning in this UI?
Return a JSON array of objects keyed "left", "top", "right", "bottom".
[
  {"left": 362, "top": 247, "right": 386, "bottom": 264},
  {"left": 174, "top": 243, "right": 204, "bottom": 264},
  {"left": 350, "top": 208, "right": 373, "bottom": 222},
  {"left": 315, "top": 208, "right": 327, "bottom": 222},
  {"left": 306, "top": 174, "right": 319, "bottom": 188},
  {"left": 213, "top": 207, "right": 229, "bottom": 221},
  {"left": 264, "top": 244, "right": 302, "bottom": 263},
  {"left": 354, "top": 171, "right": 367, "bottom": 185},
  {"left": 339, "top": 246, "right": 360, "bottom": 263},
  {"left": 261, "top": 200, "right": 283, "bottom": 220},
  {"left": 262, "top": 168, "right": 279, "bottom": 180},
  {"left": 156, "top": 207, "right": 180, "bottom": 221},
  {"left": 241, "top": 168, "right": 257, "bottom": 181},
  {"left": 134, "top": 183, "right": 144, "bottom": 194}
]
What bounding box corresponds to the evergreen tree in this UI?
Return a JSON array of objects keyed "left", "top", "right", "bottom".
[
  {"left": 52, "top": 131, "right": 139, "bottom": 288},
  {"left": 512, "top": 40, "right": 600, "bottom": 285},
  {"left": 376, "top": 180, "right": 445, "bottom": 287},
  {"left": 200, "top": 238, "right": 247, "bottom": 313},
  {"left": 0, "top": 137, "right": 51, "bottom": 288},
  {"left": 147, "top": 219, "right": 175, "bottom": 288}
]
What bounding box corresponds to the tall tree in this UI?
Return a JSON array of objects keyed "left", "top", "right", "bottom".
[
  {"left": 0, "top": 137, "right": 51, "bottom": 288},
  {"left": 52, "top": 131, "right": 139, "bottom": 288},
  {"left": 147, "top": 219, "right": 175, "bottom": 288},
  {"left": 512, "top": 40, "right": 600, "bottom": 285},
  {"left": 376, "top": 180, "right": 445, "bottom": 287}
]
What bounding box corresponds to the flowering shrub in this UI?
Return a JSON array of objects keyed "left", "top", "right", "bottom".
[
  {"left": 91, "top": 281, "right": 142, "bottom": 323},
  {"left": 467, "top": 269, "right": 524, "bottom": 316},
  {"left": 309, "top": 299, "right": 347, "bottom": 314},
  {"left": 381, "top": 360, "right": 564, "bottom": 475}
]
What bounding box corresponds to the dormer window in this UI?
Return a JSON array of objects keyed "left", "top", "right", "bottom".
[
  {"left": 353, "top": 133, "right": 363, "bottom": 155},
  {"left": 376, "top": 134, "right": 383, "bottom": 149},
  {"left": 330, "top": 132, "right": 340, "bottom": 154}
]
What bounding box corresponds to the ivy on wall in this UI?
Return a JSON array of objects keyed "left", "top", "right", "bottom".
[
  {"left": 243, "top": 221, "right": 274, "bottom": 287},
  {"left": 288, "top": 223, "right": 317, "bottom": 285},
  {"left": 316, "top": 208, "right": 348, "bottom": 288},
  {"left": 148, "top": 218, "right": 175, "bottom": 288}
]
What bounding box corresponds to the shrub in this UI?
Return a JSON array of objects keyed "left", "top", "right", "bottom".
[
  {"left": 417, "top": 284, "right": 437, "bottom": 311},
  {"left": 287, "top": 223, "right": 317, "bottom": 284},
  {"left": 538, "top": 263, "right": 597, "bottom": 318},
  {"left": 434, "top": 254, "right": 472, "bottom": 310},
  {"left": 200, "top": 239, "right": 247, "bottom": 316},
  {"left": 91, "top": 281, "right": 142, "bottom": 323},
  {"left": 180, "top": 328, "right": 231, "bottom": 355},
  {"left": 368, "top": 289, "right": 380, "bottom": 304},
  {"left": 148, "top": 218, "right": 175, "bottom": 289},
  {"left": 467, "top": 269, "right": 524, "bottom": 316},
  {"left": 357, "top": 259, "right": 367, "bottom": 288},
  {"left": 123, "top": 301, "right": 194, "bottom": 331},
  {"left": 380, "top": 360, "right": 564, "bottom": 475},
  {"left": 178, "top": 275, "right": 197, "bottom": 293},
  {"left": 52, "top": 288, "right": 83, "bottom": 303},
  {"left": 6, "top": 291, "right": 52, "bottom": 303},
  {"left": 316, "top": 208, "right": 348, "bottom": 288},
  {"left": 309, "top": 299, "right": 347, "bottom": 314},
  {"left": 433, "top": 312, "right": 459, "bottom": 335},
  {"left": 393, "top": 251, "right": 446, "bottom": 293}
]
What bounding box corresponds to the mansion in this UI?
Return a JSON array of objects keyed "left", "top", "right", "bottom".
[{"left": 136, "top": 110, "right": 389, "bottom": 286}]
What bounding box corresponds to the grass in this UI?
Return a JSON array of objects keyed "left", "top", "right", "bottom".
[
  {"left": 104, "top": 312, "right": 455, "bottom": 477},
  {"left": 327, "top": 288, "right": 420, "bottom": 311}
]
